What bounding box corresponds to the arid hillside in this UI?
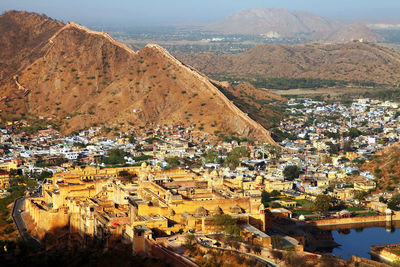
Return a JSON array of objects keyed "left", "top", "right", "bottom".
[
  {"left": 0, "top": 10, "right": 64, "bottom": 85},
  {"left": 205, "top": 8, "right": 384, "bottom": 43},
  {"left": 0, "top": 11, "right": 276, "bottom": 143},
  {"left": 361, "top": 143, "right": 400, "bottom": 193},
  {"left": 175, "top": 41, "right": 400, "bottom": 86},
  {"left": 311, "top": 23, "right": 384, "bottom": 43},
  {"left": 205, "top": 8, "right": 339, "bottom": 36},
  {"left": 211, "top": 81, "right": 286, "bottom": 128}
]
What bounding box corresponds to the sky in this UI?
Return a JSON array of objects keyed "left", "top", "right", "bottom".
[{"left": 1, "top": 0, "right": 400, "bottom": 27}]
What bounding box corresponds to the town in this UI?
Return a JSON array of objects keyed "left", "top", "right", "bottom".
[{"left": 1, "top": 97, "right": 400, "bottom": 266}]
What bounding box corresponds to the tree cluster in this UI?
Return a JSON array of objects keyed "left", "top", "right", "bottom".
[
  {"left": 283, "top": 165, "right": 300, "bottom": 181},
  {"left": 314, "top": 194, "right": 331, "bottom": 212},
  {"left": 165, "top": 157, "right": 180, "bottom": 169},
  {"left": 388, "top": 193, "right": 400, "bottom": 210},
  {"left": 102, "top": 149, "right": 126, "bottom": 165},
  {"left": 224, "top": 147, "right": 249, "bottom": 169},
  {"left": 212, "top": 214, "right": 241, "bottom": 238}
]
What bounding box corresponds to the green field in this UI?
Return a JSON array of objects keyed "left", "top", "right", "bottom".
[
  {"left": 295, "top": 199, "right": 315, "bottom": 209},
  {"left": 353, "top": 212, "right": 378, "bottom": 217},
  {"left": 294, "top": 210, "right": 315, "bottom": 216},
  {"left": 347, "top": 207, "right": 367, "bottom": 212}
]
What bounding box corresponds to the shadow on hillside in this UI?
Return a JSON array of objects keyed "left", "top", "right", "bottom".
[{"left": 0, "top": 225, "right": 170, "bottom": 267}]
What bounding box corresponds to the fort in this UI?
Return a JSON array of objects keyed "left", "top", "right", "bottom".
[{"left": 24, "top": 163, "right": 275, "bottom": 255}]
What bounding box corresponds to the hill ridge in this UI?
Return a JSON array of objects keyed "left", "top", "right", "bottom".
[
  {"left": 175, "top": 41, "right": 400, "bottom": 86},
  {"left": 144, "top": 44, "right": 275, "bottom": 144},
  {"left": 0, "top": 10, "right": 276, "bottom": 143},
  {"left": 46, "top": 21, "right": 137, "bottom": 56}
]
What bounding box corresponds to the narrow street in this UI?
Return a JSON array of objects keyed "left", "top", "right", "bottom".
[{"left": 12, "top": 197, "right": 43, "bottom": 251}]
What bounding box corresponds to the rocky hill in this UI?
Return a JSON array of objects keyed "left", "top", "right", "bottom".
[
  {"left": 210, "top": 81, "right": 286, "bottom": 129},
  {"left": 0, "top": 11, "right": 276, "bottom": 143},
  {"left": 361, "top": 143, "right": 400, "bottom": 193},
  {"left": 0, "top": 10, "right": 64, "bottom": 85},
  {"left": 205, "top": 8, "right": 384, "bottom": 43},
  {"left": 205, "top": 8, "right": 338, "bottom": 37},
  {"left": 312, "top": 23, "right": 384, "bottom": 43},
  {"left": 175, "top": 41, "right": 400, "bottom": 86}
]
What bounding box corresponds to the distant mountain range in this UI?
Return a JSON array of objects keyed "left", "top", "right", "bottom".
[
  {"left": 205, "top": 8, "right": 386, "bottom": 43},
  {"left": 0, "top": 10, "right": 276, "bottom": 143}
]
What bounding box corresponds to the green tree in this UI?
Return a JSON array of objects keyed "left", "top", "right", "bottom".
[
  {"left": 283, "top": 165, "right": 300, "bottom": 181},
  {"left": 36, "top": 156, "right": 67, "bottom": 167},
  {"left": 271, "top": 190, "right": 281, "bottom": 197},
  {"left": 224, "top": 147, "right": 250, "bottom": 169},
  {"left": 326, "top": 142, "right": 339, "bottom": 155},
  {"left": 102, "top": 149, "right": 126, "bottom": 165},
  {"left": 346, "top": 127, "right": 361, "bottom": 138},
  {"left": 165, "top": 157, "right": 180, "bottom": 169},
  {"left": 374, "top": 168, "right": 382, "bottom": 179},
  {"left": 343, "top": 141, "right": 354, "bottom": 152},
  {"left": 224, "top": 154, "right": 240, "bottom": 169},
  {"left": 263, "top": 144, "right": 282, "bottom": 159},
  {"left": 270, "top": 202, "right": 282, "bottom": 208},
  {"left": 284, "top": 251, "right": 309, "bottom": 267},
  {"left": 354, "top": 191, "right": 368, "bottom": 201},
  {"left": 388, "top": 193, "right": 400, "bottom": 210},
  {"left": 232, "top": 146, "right": 249, "bottom": 158},
  {"left": 213, "top": 214, "right": 235, "bottom": 227},
  {"left": 314, "top": 194, "right": 331, "bottom": 212},
  {"left": 144, "top": 137, "right": 160, "bottom": 144},
  {"left": 202, "top": 152, "right": 219, "bottom": 163},
  {"left": 213, "top": 214, "right": 241, "bottom": 237},
  {"left": 128, "top": 134, "right": 135, "bottom": 144},
  {"left": 225, "top": 224, "right": 241, "bottom": 238},
  {"left": 38, "top": 171, "right": 53, "bottom": 180},
  {"left": 261, "top": 190, "right": 270, "bottom": 207}
]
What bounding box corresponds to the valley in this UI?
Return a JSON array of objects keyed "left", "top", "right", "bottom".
[{"left": 2, "top": 5, "right": 400, "bottom": 267}]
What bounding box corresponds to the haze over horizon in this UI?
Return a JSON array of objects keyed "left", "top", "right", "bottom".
[{"left": 1, "top": 0, "right": 400, "bottom": 28}]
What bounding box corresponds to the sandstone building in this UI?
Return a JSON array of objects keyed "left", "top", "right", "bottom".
[{"left": 25, "top": 164, "right": 271, "bottom": 253}]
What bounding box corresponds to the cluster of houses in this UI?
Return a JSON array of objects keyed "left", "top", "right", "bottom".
[
  {"left": 0, "top": 98, "right": 399, "bottom": 220},
  {"left": 274, "top": 98, "right": 400, "bottom": 206},
  {"left": 2, "top": 96, "right": 400, "bottom": 263}
]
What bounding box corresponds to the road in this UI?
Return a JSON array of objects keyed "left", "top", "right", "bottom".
[{"left": 12, "top": 197, "right": 43, "bottom": 251}]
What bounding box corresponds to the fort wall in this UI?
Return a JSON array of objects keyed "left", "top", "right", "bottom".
[
  {"left": 25, "top": 198, "right": 69, "bottom": 233},
  {"left": 311, "top": 212, "right": 400, "bottom": 226}
]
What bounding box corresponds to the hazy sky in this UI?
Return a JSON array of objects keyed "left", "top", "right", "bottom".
[{"left": 1, "top": 0, "right": 400, "bottom": 27}]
